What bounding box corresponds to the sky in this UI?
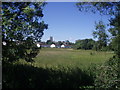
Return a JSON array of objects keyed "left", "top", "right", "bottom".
[{"left": 41, "top": 2, "right": 111, "bottom": 43}]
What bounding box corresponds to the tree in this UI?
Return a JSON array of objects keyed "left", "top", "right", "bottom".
[
  {"left": 76, "top": 2, "right": 120, "bottom": 54},
  {"left": 56, "top": 41, "right": 63, "bottom": 45},
  {"left": 2, "top": 2, "right": 48, "bottom": 63},
  {"left": 108, "top": 13, "right": 120, "bottom": 57},
  {"left": 76, "top": 2, "right": 120, "bottom": 88},
  {"left": 46, "top": 40, "right": 53, "bottom": 45},
  {"left": 74, "top": 39, "right": 95, "bottom": 50},
  {"left": 93, "top": 20, "right": 108, "bottom": 50}
]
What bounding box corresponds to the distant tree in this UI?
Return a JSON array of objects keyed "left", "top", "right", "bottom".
[
  {"left": 57, "top": 41, "right": 63, "bottom": 45},
  {"left": 74, "top": 39, "right": 95, "bottom": 50},
  {"left": 76, "top": 2, "right": 120, "bottom": 55},
  {"left": 64, "top": 40, "right": 74, "bottom": 45},
  {"left": 108, "top": 14, "right": 120, "bottom": 57},
  {"left": 87, "top": 39, "right": 95, "bottom": 50},
  {"left": 107, "top": 41, "right": 114, "bottom": 51},
  {"left": 65, "top": 40, "right": 70, "bottom": 45},
  {"left": 46, "top": 40, "right": 53, "bottom": 45},
  {"left": 2, "top": 2, "right": 48, "bottom": 63},
  {"left": 93, "top": 21, "right": 108, "bottom": 50}
]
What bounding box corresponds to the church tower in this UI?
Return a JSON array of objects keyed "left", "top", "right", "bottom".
[{"left": 50, "top": 36, "right": 53, "bottom": 42}]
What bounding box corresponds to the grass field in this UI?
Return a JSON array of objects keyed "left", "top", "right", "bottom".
[
  {"left": 5, "top": 48, "right": 115, "bottom": 88},
  {"left": 30, "top": 48, "right": 114, "bottom": 69}
]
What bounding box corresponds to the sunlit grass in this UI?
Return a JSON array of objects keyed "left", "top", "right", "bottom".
[
  {"left": 33, "top": 48, "right": 114, "bottom": 69},
  {"left": 7, "top": 48, "right": 114, "bottom": 88}
]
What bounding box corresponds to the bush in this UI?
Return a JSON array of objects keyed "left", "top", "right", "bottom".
[
  {"left": 94, "top": 55, "right": 120, "bottom": 89},
  {"left": 3, "top": 62, "right": 94, "bottom": 88}
]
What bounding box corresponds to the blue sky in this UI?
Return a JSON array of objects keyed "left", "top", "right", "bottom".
[{"left": 41, "top": 2, "right": 110, "bottom": 43}]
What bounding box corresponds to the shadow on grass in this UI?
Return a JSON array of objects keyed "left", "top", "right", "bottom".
[{"left": 3, "top": 62, "right": 94, "bottom": 88}]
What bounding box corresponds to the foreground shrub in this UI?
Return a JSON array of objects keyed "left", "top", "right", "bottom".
[
  {"left": 95, "top": 55, "right": 120, "bottom": 89},
  {"left": 3, "top": 62, "right": 94, "bottom": 88}
]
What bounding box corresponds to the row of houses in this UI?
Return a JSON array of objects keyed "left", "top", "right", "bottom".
[
  {"left": 37, "top": 43, "right": 73, "bottom": 48},
  {"left": 2, "top": 41, "right": 73, "bottom": 48}
]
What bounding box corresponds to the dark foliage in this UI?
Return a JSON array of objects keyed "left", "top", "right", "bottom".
[
  {"left": 3, "top": 62, "right": 94, "bottom": 89},
  {"left": 95, "top": 55, "right": 120, "bottom": 89},
  {"left": 74, "top": 39, "right": 95, "bottom": 50},
  {"left": 2, "top": 2, "right": 48, "bottom": 63}
]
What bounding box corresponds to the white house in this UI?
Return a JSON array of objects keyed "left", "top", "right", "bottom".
[
  {"left": 61, "top": 44, "right": 65, "bottom": 48},
  {"left": 50, "top": 44, "right": 56, "bottom": 48}
]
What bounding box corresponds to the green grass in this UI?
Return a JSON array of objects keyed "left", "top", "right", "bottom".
[
  {"left": 31, "top": 48, "right": 114, "bottom": 69},
  {"left": 4, "top": 48, "right": 115, "bottom": 88}
]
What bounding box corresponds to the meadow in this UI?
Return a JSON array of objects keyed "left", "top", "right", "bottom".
[
  {"left": 4, "top": 48, "right": 115, "bottom": 88},
  {"left": 33, "top": 48, "right": 114, "bottom": 69}
]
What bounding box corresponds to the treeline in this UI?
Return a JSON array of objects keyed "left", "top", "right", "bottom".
[
  {"left": 74, "top": 20, "right": 115, "bottom": 51},
  {"left": 74, "top": 39, "right": 95, "bottom": 50},
  {"left": 77, "top": 2, "right": 120, "bottom": 88},
  {"left": 73, "top": 38, "right": 113, "bottom": 51}
]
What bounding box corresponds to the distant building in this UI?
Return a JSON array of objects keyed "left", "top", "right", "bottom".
[
  {"left": 56, "top": 45, "right": 61, "bottom": 48},
  {"left": 61, "top": 44, "right": 65, "bottom": 48},
  {"left": 41, "top": 44, "right": 50, "bottom": 48},
  {"left": 50, "top": 44, "right": 56, "bottom": 48},
  {"left": 65, "top": 45, "right": 73, "bottom": 48},
  {"left": 50, "top": 36, "right": 53, "bottom": 42}
]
